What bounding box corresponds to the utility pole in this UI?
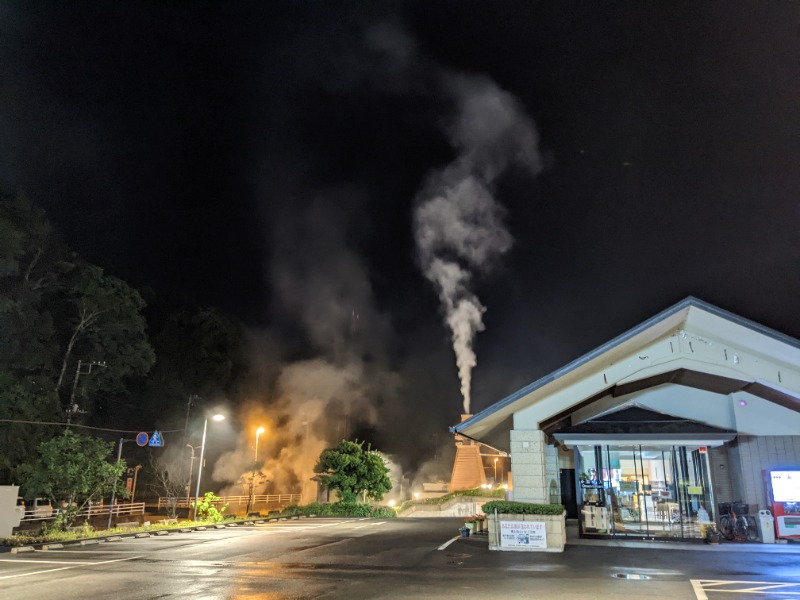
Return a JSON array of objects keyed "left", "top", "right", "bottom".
[
  {"left": 67, "top": 360, "right": 107, "bottom": 424},
  {"left": 183, "top": 395, "right": 198, "bottom": 445},
  {"left": 107, "top": 437, "right": 133, "bottom": 529}
]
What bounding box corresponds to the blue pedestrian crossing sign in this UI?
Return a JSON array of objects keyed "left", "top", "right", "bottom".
[{"left": 148, "top": 430, "right": 164, "bottom": 447}]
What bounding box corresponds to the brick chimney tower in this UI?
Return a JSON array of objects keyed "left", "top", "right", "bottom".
[{"left": 448, "top": 414, "right": 487, "bottom": 492}]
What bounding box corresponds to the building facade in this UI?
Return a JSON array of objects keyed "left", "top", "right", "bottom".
[{"left": 452, "top": 297, "right": 800, "bottom": 541}]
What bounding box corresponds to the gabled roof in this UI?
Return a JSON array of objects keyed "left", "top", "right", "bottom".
[{"left": 452, "top": 297, "right": 800, "bottom": 440}]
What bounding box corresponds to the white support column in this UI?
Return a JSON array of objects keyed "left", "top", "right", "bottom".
[{"left": 509, "top": 429, "right": 548, "bottom": 503}]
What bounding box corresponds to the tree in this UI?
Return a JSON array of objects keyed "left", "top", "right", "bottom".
[
  {"left": 149, "top": 452, "right": 189, "bottom": 519},
  {"left": 0, "top": 191, "right": 71, "bottom": 383},
  {"left": 148, "top": 306, "right": 243, "bottom": 397},
  {"left": 313, "top": 439, "right": 392, "bottom": 503},
  {"left": 0, "top": 374, "right": 62, "bottom": 483},
  {"left": 53, "top": 264, "right": 155, "bottom": 414},
  {"left": 17, "top": 430, "right": 126, "bottom": 528}
]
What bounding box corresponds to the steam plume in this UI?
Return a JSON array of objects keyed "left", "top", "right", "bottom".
[{"left": 414, "top": 74, "right": 541, "bottom": 413}]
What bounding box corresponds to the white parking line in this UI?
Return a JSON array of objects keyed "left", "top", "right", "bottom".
[
  {"left": 690, "top": 580, "right": 708, "bottom": 600},
  {"left": 691, "top": 579, "right": 800, "bottom": 598},
  {"left": 0, "top": 559, "right": 94, "bottom": 565},
  {"left": 0, "top": 555, "right": 141, "bottom": 580},
  {"left": 437, "top": 536, "right": 460, "bottom": 551},
  {"left": 352, "top": 521, "right": 387, "bottom": 530}
]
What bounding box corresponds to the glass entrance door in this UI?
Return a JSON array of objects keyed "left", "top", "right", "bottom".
[{"left": 577, "top": 444, "right": 713, "bottom": 540}]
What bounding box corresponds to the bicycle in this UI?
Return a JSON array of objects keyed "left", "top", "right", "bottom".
[{"left": 718, "top": 501, "right": 758, "bottom": 542}]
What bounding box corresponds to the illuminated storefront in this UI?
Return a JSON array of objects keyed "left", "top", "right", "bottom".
[
  {"left": 554, "top": 407, "right": 735, "bottom": 540},
  {"left": 452, "top": 298, "right": 800, "bottom": 544}
]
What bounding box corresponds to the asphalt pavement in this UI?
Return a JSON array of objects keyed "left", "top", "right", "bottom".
[{"left": 1, "top": 517, "right": 798, "bottom": 600}]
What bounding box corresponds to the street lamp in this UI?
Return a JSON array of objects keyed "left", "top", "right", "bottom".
[
  {"left": 255, "top": 427, "right": 265, "bottom": 462},
  {"left": 192, "top": 413, "right": 225, "bottom": 521},
  {"left": 185, "top": 444, "right": 199, "bottom": 508},
  {"left": 247, "top": 427, "right": 266, "bottom": 515}
]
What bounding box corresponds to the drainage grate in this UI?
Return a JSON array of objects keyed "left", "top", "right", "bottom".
[{"left": 613, "top": 573, "right": 650, "bottom": 580}]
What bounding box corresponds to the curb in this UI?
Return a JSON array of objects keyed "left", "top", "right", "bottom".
[
  {"left": 2, "top": 518, "right": 299, "bottom": 552},
  {"left": 41, "top": 543, "right": 64, "bottom": 550}
]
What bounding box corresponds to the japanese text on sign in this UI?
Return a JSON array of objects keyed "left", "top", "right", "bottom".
[{"left": 499, "top": 520, "right": 547, "bottom": 549}]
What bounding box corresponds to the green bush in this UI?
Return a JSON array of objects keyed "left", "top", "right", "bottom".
[
  {"left": 280, "top": 501, "right": 396, "bottom": 518},
  {"left": 193, "top": 492, "right": 228, "bottom": 523},
  {"left": 480, "top": 500, "right": 564, "bottom": 515}
]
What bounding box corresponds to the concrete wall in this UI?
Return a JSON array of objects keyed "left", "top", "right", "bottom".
[
  {"left": 401, "top": 497, "right": 494, "bottom": 518},
  {"left": 728, "top": 435, "right": 800, "bottom": 511},
  {"left": 708, "top": 445, "right": 735, "bottom": 515}
]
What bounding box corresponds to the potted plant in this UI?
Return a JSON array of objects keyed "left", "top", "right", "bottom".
[
  {"left": 474, "top": 514, "right": 486, "bottom": 533},
  {"left": 464, "top": 516, "right": 476, "bottom": 532},
  {"left": 702, "top": 523, "right": 721, "bottom": 545}
]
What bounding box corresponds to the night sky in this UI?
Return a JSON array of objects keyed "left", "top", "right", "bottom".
[{"left": 2, "top": 2, "right": 799, "bottom": 472}]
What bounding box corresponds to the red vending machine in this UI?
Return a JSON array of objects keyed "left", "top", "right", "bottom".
[{"left": 767, "top": 470, "right": 800, "bottom": 540}]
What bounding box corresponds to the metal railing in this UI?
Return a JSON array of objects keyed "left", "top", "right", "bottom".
[
  {"left": 20, "top": 502, "right": 146, "bottom": 522},
  {"left": 157, "top": 494, "right": 301, "bottom": 510}
]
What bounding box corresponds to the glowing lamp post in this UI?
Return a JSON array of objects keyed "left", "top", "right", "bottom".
[
  {"left": 193, "top": 413, "right": 225, "bottom": 521},
  {"left": 255, "top": 427, "right": 265, "bottom": 462},
  {"left": 247, "top": 426, "right": 265, "bottom": 514}
]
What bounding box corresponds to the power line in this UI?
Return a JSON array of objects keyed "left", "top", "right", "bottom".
[{"left": 0, "top": 419, "right": 184, "bottom": 434}]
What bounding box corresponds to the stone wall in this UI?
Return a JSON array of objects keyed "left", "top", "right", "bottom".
[{"left": 509, "top": 429, "right": 548, "bottom": 503}]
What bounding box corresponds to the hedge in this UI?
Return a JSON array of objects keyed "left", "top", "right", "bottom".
[
  {"left": 480, "top": 500, "right": 564, "bottom": 515},
  {"left": 280, "top": 501, "right": 396, "bottom": 519}
]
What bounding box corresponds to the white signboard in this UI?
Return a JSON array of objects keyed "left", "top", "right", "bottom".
[
  {"left": 500, "top": 520, "right": 547, "bottom": 549},
  {"left": 771, "top": 471, "right": 800, "bottom": 503}
]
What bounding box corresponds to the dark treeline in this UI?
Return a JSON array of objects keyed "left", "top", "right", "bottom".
[{"left": 0, "top": 190, "right": 247, "bottom": 485}]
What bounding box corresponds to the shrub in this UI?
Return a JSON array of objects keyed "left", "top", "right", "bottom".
[
  {"left": 481, "top": 500, "right": 564, "bottom": 515},
  {"left": 280, "top": 501, "right": 396, "bottom": 519},
  {"left": 193, "top": 492, "right": 228, "bottom": 523}
]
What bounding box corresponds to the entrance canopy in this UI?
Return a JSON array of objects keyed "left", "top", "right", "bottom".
[
  {"left": 452, "top": 297, "right": 800, "bottom": 443},
  {"left": 551, "top": 405, "right": 736, "bottom": 447}
]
